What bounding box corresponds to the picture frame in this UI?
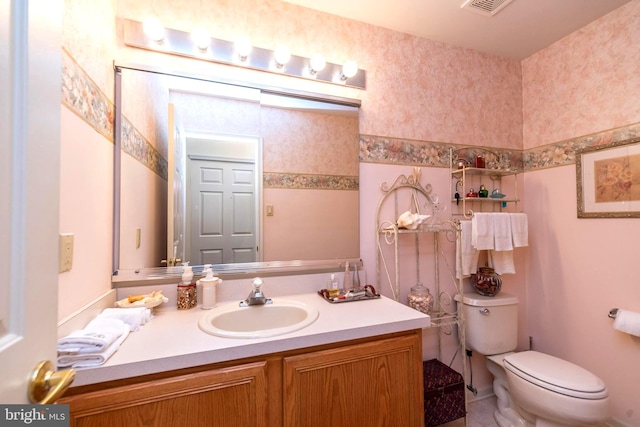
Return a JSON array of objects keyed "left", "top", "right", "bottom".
[{"left": 576, "top": 136, "right": 640, "bottom": 218}]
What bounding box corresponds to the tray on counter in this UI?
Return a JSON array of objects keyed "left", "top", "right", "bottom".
[{"left": 317, "top": 284, "right": 381, "bottom": 304}]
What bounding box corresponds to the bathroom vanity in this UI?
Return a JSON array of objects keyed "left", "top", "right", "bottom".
[{"left": 59, "top": 293, "right": 429, "bottom": 427}]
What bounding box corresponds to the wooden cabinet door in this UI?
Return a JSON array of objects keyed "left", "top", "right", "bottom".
[
  {"left": 283, "top": 332, "right": 424, "bottom": 427},
  {"left": 60, "top": 361, "right": 270, "bottom": 427}
]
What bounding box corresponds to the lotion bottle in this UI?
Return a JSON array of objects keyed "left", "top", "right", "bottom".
[{"left": 198, "top": 269, "right": 221, "bottom": 309}]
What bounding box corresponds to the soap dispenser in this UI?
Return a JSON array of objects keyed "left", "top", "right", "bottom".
[
  {"left": 177, "top": 262, "right": 196, "bottom": 310},
  {"left": 197, "top": 269, "right": 221, "bottom": 310}
]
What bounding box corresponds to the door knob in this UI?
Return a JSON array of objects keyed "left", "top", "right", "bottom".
[{"left": 28, "top": 360, "right": 75, "bottom": 404}]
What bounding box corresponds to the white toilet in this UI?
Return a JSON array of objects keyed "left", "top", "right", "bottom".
[{"left": 458, "top": 293, "right": 610, "bottom": 427}]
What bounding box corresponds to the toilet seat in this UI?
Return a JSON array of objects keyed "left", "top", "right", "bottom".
[{"left": 504, "top": 351, "right": 608, "bottom": 400}]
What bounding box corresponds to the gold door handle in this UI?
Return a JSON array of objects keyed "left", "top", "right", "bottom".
[{"left": 28, "top": 360, "right": 75, "bottom": 404}]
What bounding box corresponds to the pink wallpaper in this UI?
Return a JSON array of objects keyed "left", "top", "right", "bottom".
[
  {"left": 118, "top": 0, "right": 523, "bottom": 149},
  {"left": 522, "top": 0, "right": 640, "bottom": 149}
]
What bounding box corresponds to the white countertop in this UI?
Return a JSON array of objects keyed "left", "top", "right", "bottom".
[{"left": 71, "top": 292, "right": 430, "bottom": 387}]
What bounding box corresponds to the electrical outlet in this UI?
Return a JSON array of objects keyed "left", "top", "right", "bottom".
[{"left": 59, "top": 233, "right": 74, "bottom": 273}]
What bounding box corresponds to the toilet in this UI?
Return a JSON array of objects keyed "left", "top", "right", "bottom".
[{"left": 458, "top": 293, "right": 610, "bottom": 427}]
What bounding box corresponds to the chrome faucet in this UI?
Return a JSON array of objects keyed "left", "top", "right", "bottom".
[{"left": 239, "top": 278, "right": 273, "bottom": 307}]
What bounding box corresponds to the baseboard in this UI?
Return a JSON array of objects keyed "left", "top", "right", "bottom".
[
  {"left": 57, "top": 289, "right": 117, "bottom": 338},
  {"left": 466, "top": 384, "right": 494, "bottom": 403}
]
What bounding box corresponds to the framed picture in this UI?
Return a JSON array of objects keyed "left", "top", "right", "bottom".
[{"left": 576, "top": 137, "right": 640, "bottom": 218}]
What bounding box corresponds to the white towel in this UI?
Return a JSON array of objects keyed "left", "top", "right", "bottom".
[
  {"left": 57, "top": 321, "right": 130, "bottom": 368},
  {"left": 472, "top": 213, "right": 494, "bottom": 250},
  {"left": 489, "top": 250, "right": 515, "bottom": 275},
  {"left": 613, "top": 309, "right": 640, "bottom": 337},
  {"left": 510, "top": 213, "right": 528, "bottom": 247},
  {"left": 493, "top": 213, "right": 513, "bottom": 251},
  {"left": 456, "top": 220, "right": 479, "bottom": 279},
  {"left": 57, "top": 318, "right": 128, "bottom": 354},
  {"left": 99, "top": 307, "right": 151, "bottom": 332}
]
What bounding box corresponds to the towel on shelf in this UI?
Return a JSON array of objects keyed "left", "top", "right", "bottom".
[
  {"left": 98, "top": 307, "right": 151, "bottom": 332},
  {"left": 510, "top": 213, "right": 528, "bottom": 247},
  {"left": 456, "top": 220, "right": 479, "bottom": 279},
  {"left": 471, "top": 213, "right": 494, "bottom": 250},
  {"left": 489, "top": 250, "right": 516, "bottom": 275},
  {"left": 493, "top": 213, "right": 513, "bottom": 251},
  {"left": 57, "top": 320, "right": 130, "bottom": 368},
  {"left": 613, "top": 309, "right": 640, "bottom": 337},
  {"left": 57, "top": 318, "right": 129, "bottom": 354}
]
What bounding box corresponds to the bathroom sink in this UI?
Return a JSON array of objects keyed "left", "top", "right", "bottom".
[{"left": 198, "top": 299, "right": 319, "bottom": 338}]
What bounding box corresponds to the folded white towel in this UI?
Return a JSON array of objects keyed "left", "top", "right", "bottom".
[
  {"left": 99, "top": 307, "right": 151, "bottom": 332},
  {"left": 613, "top": 309, "right": 640, "bottom": 337},
  {"left": 57, "top": 318, "right": 128, "bottom": 354},
  {"left": 510, "top": 213, "right": 528, "bottom": 247},
  {"left": 489, "top": 250, "right": 515, "bottom": 275},
  {"left": 493, "top": 213, "right": 513, "bottom": 251},
  {"left": 57, "top": 321, "right": 130, "bottom": 368},
  {"left": 456, "top": 220, "right": 479, "bottom": 279},
  {"left": 472, "top": 213, "right": 494, "bottom": 250}
]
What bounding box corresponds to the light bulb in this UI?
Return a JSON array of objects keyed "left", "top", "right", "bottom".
[
  {"left": 234, "top": 37, "right": 252, "bottom": 60},
  {"left": 142, "top": 17, "right": 165, "bottom": 44},
  {"left": 191, "top": 27, "right": 210, "bottom": 51},
  {"left": 341, "top": 60, "right": 358, "bottom": 80},
  {"left": 309, "top": 53, "right": 326, "bottom": 74},
  {"left": 274, "top": 45, "right": 291, "bottom": 68}
]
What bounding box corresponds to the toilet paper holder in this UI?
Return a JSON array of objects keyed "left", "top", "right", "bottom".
[{"left": 608, "top": 308, "right": 619, "bottom": 318}]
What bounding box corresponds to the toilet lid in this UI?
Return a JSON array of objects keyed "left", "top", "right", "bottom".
[{"left": 504, "top": 351, "right": 608, "bottom": 400}]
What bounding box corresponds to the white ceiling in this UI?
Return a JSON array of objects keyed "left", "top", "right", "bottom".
[{"left": 281, "top": 0, "right": 632, "bottom": 59}]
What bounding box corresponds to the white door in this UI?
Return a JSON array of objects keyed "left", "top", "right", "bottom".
[
  {"left": 0, "top": 0, "right": 72, "bottom": 404},
  {"left": 188, "top": 157, "right": 257, "bottom": 265},
  {"left": 167, "top": 103, "right": 186, "bottom": 266}
]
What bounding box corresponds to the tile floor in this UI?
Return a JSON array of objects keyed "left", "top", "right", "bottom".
[{"left": 439, "top": 396, "right": 498, "bottom": 427}]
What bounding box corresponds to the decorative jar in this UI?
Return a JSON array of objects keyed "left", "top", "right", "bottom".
[
  {"left": 471, "top": 265, "right": 502, "bottom": 297},
  {"left": 408, "top": 284, "right": 434, "bottom": 315}
]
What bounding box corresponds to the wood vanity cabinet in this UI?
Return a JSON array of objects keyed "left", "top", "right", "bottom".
[{"left": 59, "top": 330, "right": 423, "bottom": 427}]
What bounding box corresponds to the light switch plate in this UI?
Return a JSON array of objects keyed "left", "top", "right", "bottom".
[{"left": 59, "top": 233, "right": 74, "bottom": 273}]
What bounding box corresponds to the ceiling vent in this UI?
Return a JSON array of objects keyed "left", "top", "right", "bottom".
[{"left": 460, "top": 0, "right": 514, "bottom": 17}]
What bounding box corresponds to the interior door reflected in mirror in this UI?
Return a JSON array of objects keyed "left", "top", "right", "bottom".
[{"left": 114, "top": 65, "right": 360, "bottom": 277}]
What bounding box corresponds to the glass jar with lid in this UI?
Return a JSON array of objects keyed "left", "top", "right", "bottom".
[{"left": 407, "top": 283, "right": 434, "bottom": 315}]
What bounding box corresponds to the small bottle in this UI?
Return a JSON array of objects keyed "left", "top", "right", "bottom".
[
  {"left": 352, "top": 263, "right": 361, "bottom": 289},
  {"left": 342, "top": 261, "right": 353, "bottom": 293},
  {"left": 478, "top": 184, "right": 489, "bottom": 198},
  {"left": 177, "top": 262, "right": 196, "bottom": 310},
  {"left": 327, "top": 273, "right": 340, "bottom": 298}
]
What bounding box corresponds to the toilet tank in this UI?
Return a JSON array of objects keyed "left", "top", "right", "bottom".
[{"left": 456, "top": 293, "right": 519, "bottom": 355}]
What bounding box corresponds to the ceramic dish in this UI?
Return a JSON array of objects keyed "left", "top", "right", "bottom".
[{"left": 116, "top": 292, "right": 168, "bottom": 309}]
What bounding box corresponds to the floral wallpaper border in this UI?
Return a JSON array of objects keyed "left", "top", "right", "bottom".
[
  {"left": 62, "top": 49, "right": 640, "bottom": 181},
  {"left": 62, "top": 50, "right": 168, "bottom": 180},
  {"left": 360, "top": 121, "right": 640, "bottom": 172},
  {"left": 264, "top": 172, "right": 358, "bottom": 190},
  {"left": 61, "top": 50, "right": 114, "bottom": 143}
]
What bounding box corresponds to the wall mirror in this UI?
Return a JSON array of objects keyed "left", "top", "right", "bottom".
[{"left": 113, "top": 63, "right": 361, "bottom": 283}]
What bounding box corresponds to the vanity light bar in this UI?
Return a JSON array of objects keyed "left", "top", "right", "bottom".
[{"left": 122, "top": 19, "right": 366, "bottom": 90}]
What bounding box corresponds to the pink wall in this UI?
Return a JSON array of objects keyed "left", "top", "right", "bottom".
[{"left": 522, "top": 1, "right": 640, "bottom": 423}]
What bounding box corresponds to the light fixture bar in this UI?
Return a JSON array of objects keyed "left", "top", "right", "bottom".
[{"left": 123, "top": 19, "right": 366, "bottom": 89}]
